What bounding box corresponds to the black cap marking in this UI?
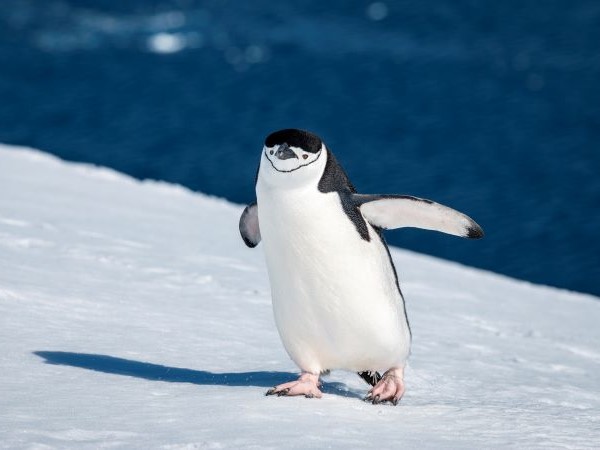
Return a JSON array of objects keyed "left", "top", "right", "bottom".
[{"left": 265, "top": 129, "right": 322, "bottom": 154}]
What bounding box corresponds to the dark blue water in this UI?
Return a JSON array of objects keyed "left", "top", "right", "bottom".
[{"left": 1, "top": 1, "right": 598, "bottom": 295}]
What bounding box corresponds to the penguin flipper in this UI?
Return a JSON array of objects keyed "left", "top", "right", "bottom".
[
  {"left": 353, "top": 194, "right": 484, "bottom": 239},
  {"left": 239, "top": 202, "right": 261, "bottom": 248}
]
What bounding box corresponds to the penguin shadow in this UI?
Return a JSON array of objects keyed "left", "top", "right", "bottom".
[{"left": 33, "top": 351, "right": 363, "bottom": 399}]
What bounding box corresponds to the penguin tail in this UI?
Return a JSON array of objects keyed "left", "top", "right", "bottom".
[{"left": 357, "top": 371, "right": 382, "bottom": 386}]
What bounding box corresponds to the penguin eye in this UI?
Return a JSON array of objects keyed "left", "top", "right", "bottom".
[
  {"left": 302, "top": 154, "right": 308, "bottom": 160},
  {"left": 269, "top": 150, "right": 274, "bottom": 155}
]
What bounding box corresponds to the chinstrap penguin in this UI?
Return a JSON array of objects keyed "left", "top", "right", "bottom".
[{"left": 239, "top": 129, "right": 483, "bottom": 404}]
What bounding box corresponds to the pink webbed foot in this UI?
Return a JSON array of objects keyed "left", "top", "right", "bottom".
[
  {"left": 266, "top": 372, "right": 323, "bottom": 399},
  {"left": 364, "top": 367, "right": 405, "bottom": 406}
]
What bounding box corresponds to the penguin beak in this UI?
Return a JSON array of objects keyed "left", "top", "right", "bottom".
[{"left": 275, "top": 143, "right": 298, "bottom": 160}]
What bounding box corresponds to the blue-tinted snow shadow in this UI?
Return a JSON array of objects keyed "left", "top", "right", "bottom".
[{"left": 33, "top": 351, "right": 362, "bottom": 399}]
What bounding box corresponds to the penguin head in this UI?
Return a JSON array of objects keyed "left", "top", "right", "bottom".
[{"left": 260, "top": 129, "right": 326, "bottom": 187}]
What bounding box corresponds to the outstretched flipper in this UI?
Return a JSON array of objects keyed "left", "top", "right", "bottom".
[
  {"left": 353, "top": 194, "right": 484, "bottom": 239},
  {"left": 239, "top": 202, "right": 261, "bottom": 248}
]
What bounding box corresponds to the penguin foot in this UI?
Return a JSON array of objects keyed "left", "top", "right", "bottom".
[
  {"left": 364, "top": 367, "right": 405, "bottom": 405},
  {"left": 265, "top": 372, "right": 322, "bottom": 399}
]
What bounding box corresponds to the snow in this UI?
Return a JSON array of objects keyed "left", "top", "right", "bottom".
[{"left": 1, "top": 144, "right": 599, "bottom": 449}]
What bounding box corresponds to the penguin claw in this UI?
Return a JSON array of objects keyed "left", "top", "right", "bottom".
[
  {"left": 363, "top": 393, "right": 373, "bottom": 402},
  {"left": 264, "top": 372, "right": 322, "bottom": 399},
  {"left": 367, "top": 367, "right": 405, "bottom": 405}
]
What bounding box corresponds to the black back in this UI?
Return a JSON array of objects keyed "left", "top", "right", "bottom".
[
  {"left": 317, "top": 149, "right": 356, "bottom": 194},
  {"left": 317, "top": 150, "right": 372, "bottom": 242}
]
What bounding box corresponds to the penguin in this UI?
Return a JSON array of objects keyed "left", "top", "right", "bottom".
[{"left": 239, "top": 129, "right": 483, "bottom": 404}]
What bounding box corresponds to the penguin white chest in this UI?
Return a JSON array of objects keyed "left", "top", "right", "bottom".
[{"left": 256, "top": 182, "right": 410, "bottom": 374}]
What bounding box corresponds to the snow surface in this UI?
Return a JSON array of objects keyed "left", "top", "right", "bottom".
[{"left": 1, "top": 144, "right": 599, "bottom": 449}]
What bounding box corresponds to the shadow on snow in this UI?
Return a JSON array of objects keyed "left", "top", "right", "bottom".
[{"left": 33, "top": 351, "right": 362, "bottom": 399}]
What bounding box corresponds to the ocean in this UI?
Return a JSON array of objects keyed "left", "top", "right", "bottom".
[{"left": 1, "top": 0, "right": 598, "bottom": 295}]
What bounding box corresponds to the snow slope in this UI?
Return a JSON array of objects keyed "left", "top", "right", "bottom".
[{"left": 0, "top": 144, "right": 599, "bottom": 449}]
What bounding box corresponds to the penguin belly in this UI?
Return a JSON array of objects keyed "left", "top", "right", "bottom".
[{"left": 257, "top": 184, "right": 411, "bottom": 374}]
